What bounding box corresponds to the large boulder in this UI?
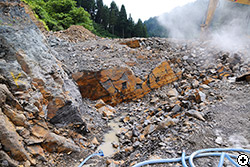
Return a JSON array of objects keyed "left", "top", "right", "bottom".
[{"left": 73, "top": 61, "right": 181, "bottom": 106}]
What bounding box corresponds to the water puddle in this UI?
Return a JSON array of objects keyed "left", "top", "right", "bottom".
[{"left": 97, "top": 117, "right": 121, "bottom": 157}]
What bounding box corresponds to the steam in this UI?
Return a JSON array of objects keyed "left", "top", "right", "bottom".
[
  {"left": 157, "top": 0, "right": 250, "bottom": 54},
  {"left": 158, "top": 0, "right": 209, "bottom": 39},
  {"left": 209, "top": 0, "right": 250, "bottom": 52}
]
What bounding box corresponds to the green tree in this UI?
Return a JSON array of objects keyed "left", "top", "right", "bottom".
[
  {"left": 134, "top": 19, "right": 144, "bottom": 37},
  {"left": 109, "top": 1, "right": 119, "bottom": 35},
  {"left": 143, "top": 24, "right": 148, "bottom": 37},
  {"left": 69, "top": 7, "right": 94, "bottom": 30},
  {"left": 46, "top": 0, "right": 75, "bottom": 14},
  {"left": 95, "top": 0, "right": 103, "bottom": 24},
  {"left": 117, "top": 5, "right": 127, "bottom": 38},
  {"left": 101, "top": 5, "right": 109, "bottom": 29},
  {"left": 78, "top": 0, "right": 96, "bottom": 19},
  {"left": 127, "top": 14, "right": 135, "bottom": 38}
]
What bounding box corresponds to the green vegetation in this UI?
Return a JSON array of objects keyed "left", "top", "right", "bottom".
[
  {"left": 22, "top": 0, "right": 148, "bottom": 38},
  {"left": 23, "top": 0, "right": 94, "bottom": 31}
]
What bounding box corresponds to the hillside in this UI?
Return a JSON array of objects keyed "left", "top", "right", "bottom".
[
  {"left": 23, "top": 0, "right": 147, "bottom": 38},
  {"left": 0, "top": 0, "right": 250, "bottom": 167}
]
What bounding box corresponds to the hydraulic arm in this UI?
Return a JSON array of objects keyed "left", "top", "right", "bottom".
[{"left": 201, "top": 0, "right": 250, "bottom": 34}]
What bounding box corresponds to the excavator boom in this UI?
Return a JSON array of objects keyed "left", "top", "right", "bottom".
[
  {"left": 227, "top": 0, "right": 250, "bottom": 5},
  {"left": 201, "top": 0, "right": 250, "bottom": 35},
  {"left": 201, "top": 0, "right": 219, "bottom": 32}
]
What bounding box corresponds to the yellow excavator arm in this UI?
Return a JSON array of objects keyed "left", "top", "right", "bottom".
[
  {"left": 228, "top": 0, "right": 250, "bottom": 5},
  {"left": 201, "top": 0, "right": 250, "bottom": 34}
]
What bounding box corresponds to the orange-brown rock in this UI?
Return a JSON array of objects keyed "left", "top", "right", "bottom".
[
  {"left": 31, "top": 124, "right": 49, "bottom": 138},
  {"left": 0, "top": 109, "right": 31, "bottom": 162},
  {"left": 72, "top": 71, "right": 109, "bottom": 100},
  {"left": 42, "top": 132, "right": 80, "bottom": 153},
  {"left": 217, "top": 65, "right": 231, "bottom": 78},
  {"left": 27, "top": 145, "right": 45, "bottom": 158},
  {"left": 47, "top": 97, "right": 65, "bottom": 119},
  {"left": 120, "top": 40, "right": 140, "bottom": 48},
  {"left": 73, "top": 61, "right": 181, "bottom": 106},
  {"left": 15, "top": 50, "right": 31, "bottom": 75},
  {"left": 98, "top": 105, "right": 116, "bottom": 119},
  {"left": 95, "top": 99, "right": 106, "bottom": 109},
  {"left": 2, "top": 104, "right": 27, "bottom": 127}
]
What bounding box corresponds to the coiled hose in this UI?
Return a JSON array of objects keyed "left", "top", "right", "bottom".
[
  {"left": 132, "top": 148, "right": 250, "bottom": 167},
  {"left": 78, "top": 150, "right": 104, "bottom": 167}
]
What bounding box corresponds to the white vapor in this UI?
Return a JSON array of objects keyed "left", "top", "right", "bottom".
[{"left": 157, "top": 0, "right": 250, "bottom": 54}]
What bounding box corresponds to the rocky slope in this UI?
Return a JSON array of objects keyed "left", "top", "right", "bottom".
[{"left": 0, "top": 0, "right": 249, "bottom": 167}]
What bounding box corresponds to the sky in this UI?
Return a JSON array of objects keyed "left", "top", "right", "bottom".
[{"left": 103, "top": 0, "right": 196, "bottom": 22}]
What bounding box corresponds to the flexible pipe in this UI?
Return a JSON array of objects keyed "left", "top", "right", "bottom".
[
  {"left": 132, "top": 148, "right": 250, "bottom": 167},
  {"left": 189, "top": 148, "right": 250, "bottom": 167},
  {"left": 78, "top": 150, "right": 104, "bottom": 167}
]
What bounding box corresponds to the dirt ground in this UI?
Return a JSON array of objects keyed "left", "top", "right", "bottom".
[{"left": 53, "top": 79, "right": 249, "bottom": 167}]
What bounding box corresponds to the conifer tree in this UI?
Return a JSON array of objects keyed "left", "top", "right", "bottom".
[
  {"left": 134, "top": 19, "right": 144, "bottom": 37},
  {"left": 95, "top": 0, "right": 103, "bottom": 24},
  {"left": 101, "top": 5, "right": 109, "bottom": 29},
  {"left": 109, "top": 1, "right": 119, "bottom": 35},
  {"left": 118, "top": 5, "right": 127, "bottom": 38},
  {"left": 80, "top": 0, "right": 96, "bottom": 19},
  {"left": 127, "top": 14, "right": 134, "bottom": 38}
]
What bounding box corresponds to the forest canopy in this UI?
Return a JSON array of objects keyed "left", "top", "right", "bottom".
[{"left": 23, "top": 0, "right": 148, "bottom": 38}]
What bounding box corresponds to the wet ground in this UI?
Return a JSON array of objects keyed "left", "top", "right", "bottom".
[{"left": 71, "top": 80, "right": 249, "bottom": 167}]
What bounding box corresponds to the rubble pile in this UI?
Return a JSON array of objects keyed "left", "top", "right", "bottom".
[
  {"left": 0, "top": 0, "right": 249, "bottom": 166},
  {"left": 49, "top": 34, "right": 249, "bottom": 166},
  {"left": 52, "top": 25, "right": 97, "bottom": 43}
]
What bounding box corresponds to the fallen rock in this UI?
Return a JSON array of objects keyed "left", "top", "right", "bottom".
[
  {"left": 167, "top": 88, "right": 179, "bottom": 97},
  {"left": 27, "top": 145, "right": 46, "bottom": 160},
  {"left": 98, "top": 105, "right": 116, "bottom": 119},
  {"left": 42, "top": 132, "right": 81, "bottom": 153},
  {"left": 186, "top": 110, "right": 205, "bottom": 121},
  {"left": 236, "top": 72, "right": 250, "bottom": 82},
  {"left": 95, "top": 99, "right": 106, "bottom": 109},
  {"left": 0, "top": 84, "right": 22, "bottom": 110},
  {"left": 120, "top": 40, "right": 141, "bottom": 48},
  {"left": 73, "top": 61, "right": 181, "bottom": 106},
  {"left": 49, "top": 101, "right": 85, "bottom": 127},
  {"left": 2, "top": 105, "right": 27, "bottom": 127},
  {"left": 157, "top": 117, "right": 176, "bottom": 130},
  {"left": 124, "top": 146, "right": 133, "bottom": 153},
  {"left": 200, "top": 84, "right": 210, "bottom": 89},
  {"left": 198, "top": 91, "right": 206, "bottom": 102},
  {"left": 0, "top": 150, "right": 19, "bottom": 167},
  {"left": 91, "top": 137, "right": 100, "bottom": 145},
  {"left": 31, "top": 124, "right": 49, "bottom": 138},
  {"left": 0, "top": 109, "right": 31, "bottom": 162},
  {"left": 53, "top": 25, "right": 96, "bottom": 43}
]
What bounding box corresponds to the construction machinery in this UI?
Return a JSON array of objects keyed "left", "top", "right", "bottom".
[{"left": 201, "top": 0, "right": 250, "bottom": 33}]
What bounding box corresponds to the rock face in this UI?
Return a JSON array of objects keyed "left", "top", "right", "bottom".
[
  {"left": 73, "top": 61, "right": 181, "bottom": 106},
  {"left": 0, "top": 0, "right": 83, "bottom": 123},
  {"left": 0, "top": 0, "right": 85, "bottom": 165}
]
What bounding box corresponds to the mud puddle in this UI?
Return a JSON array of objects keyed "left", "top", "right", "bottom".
[{"left": 97, "top": 117, "right": 121, "bottom": 157}]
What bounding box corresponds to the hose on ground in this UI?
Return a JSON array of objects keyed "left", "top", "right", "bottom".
[
  {"left": 78, "top": 150, "right": 104, "bottom": 167},
  {"left": 132, "top": 148, "right": 250, "bottom": 167}
]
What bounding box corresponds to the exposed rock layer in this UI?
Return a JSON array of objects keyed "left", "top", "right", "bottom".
[{"left": 73, "top": 61, "right": 181, "bottom": 106}]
